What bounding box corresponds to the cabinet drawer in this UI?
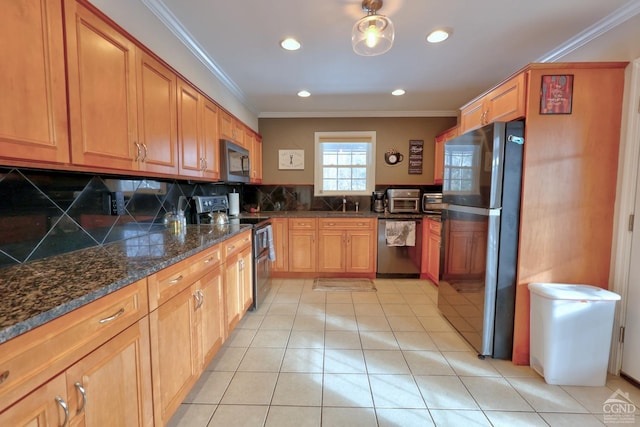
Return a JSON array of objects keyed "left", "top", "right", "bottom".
[
  {"left": 318, "top": 218, "right": 373, "bottom": 229},
  {"left": 148, "top": 244, "right": 222, "bottom": 310},
  {"left": 0, "top": 279, "right": 148, "bottom": 412},
  {"left": 289, "top": 218, "right": 317, "bottom": 230},
  {"left": 223, "top": 230, "right": 252, "bottom": 259},
  {"left": 428, "top": 220, "right": 442, "bottom": 234}
]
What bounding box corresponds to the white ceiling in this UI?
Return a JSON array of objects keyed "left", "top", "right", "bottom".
[{"left": 140, "top": 0, "right": 640, "bottom": 118}]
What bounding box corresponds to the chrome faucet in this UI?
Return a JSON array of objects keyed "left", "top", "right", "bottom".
[{"left": 342, "top": 197, "right": 347, "bottom": 212}]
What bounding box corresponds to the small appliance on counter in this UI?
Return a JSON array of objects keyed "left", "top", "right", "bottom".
[
  {"left": 372, "top": 190, "right": 385, "bottom": 213},
  {"left": 386, "top": 188, "right": 421, "bottom": 213},
  {"left": 422, "top": 192, "right": 444, "bottom": 215}
]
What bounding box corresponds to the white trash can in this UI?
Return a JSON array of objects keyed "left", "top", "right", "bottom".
[{"left": 528, "top": 283, "right": 621, "bottom": 386}]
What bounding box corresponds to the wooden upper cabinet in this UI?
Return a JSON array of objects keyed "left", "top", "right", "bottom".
[
  {"left": 201, "top": 98, "right": 221, "bottom": 180},
  {"left": 136, "top": 50, "right": 178, "bottom": 175},
  {"left": 177, "top": 79, "right": 221, "bottom": 180},
  {"left": 177, "top": 78, "right": 202, "bottom": 178},
  {"left": 434, "top": 126, "right": 458, "bottom": 184},
  {"left": 460, "top": 73, "right": 526, "bottom": 133},
  {"left": 65, "top": 0, "right": 138, "bottom": 170},
  {"left": 66, "top": 0, "right": 178, "bottom": 175},
  {"left": 0, "top": 0, "right": 70, "bottom": 165},
  {"left": 219, "top": 110, "right": 244, "bottom": 146},
  {"left": 246, "top": 128, "right": 263, "bottom": 183}
]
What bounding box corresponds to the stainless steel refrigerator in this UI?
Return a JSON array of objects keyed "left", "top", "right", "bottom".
[{"left": 437, "top": 121, "right": 524, "bottom": 359}]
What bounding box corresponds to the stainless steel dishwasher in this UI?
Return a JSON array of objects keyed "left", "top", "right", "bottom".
[{"left": 377, "top": 219, "right": 422, "bottom": 277}]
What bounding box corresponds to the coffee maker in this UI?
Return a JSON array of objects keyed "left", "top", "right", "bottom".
[{"left": 372, "top": 191, "right": 385, "bottom": 213}]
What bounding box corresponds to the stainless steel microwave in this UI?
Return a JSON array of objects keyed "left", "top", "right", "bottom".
[{"left": 220, "top": 139, "right": 250, "bottom": 183}]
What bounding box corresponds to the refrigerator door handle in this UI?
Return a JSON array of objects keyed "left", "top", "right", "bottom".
[{"left": 508, "top": 135, "right": 525, "bottom": 145}]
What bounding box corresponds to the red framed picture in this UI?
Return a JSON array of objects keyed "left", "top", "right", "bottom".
[{"left": 540, "top": 75, "right": 574, "bottom": 114}]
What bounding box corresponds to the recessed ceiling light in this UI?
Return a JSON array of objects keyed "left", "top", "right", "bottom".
[
  {"left": 392, "top": 89, "right": 405, "bottom": 96},
  {"left": 280, "top": 38, "right": 301, "bottom": 51},
  {"left": 426, "top": 28, "right": 451, "bottom": 44},
  {"left": 297, "top": 90, "right": 311, "bottom": 97}
]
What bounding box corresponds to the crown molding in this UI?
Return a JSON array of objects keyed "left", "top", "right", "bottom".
[
  {"left": 258, "top": 110, "right": 459, "bottom": 119},
  {"left": 537, "top": 0, "right": 640, "bottom": 62},
  {"left": 140, "top": 0, "right": 257, "bottom": 114}
]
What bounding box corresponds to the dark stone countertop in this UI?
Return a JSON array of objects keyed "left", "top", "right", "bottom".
[
  {"left": 237, "top": 211, "right": 439, "bottom": 221},
  {"left": 0, "top": 223, "right": 251, "bottom": 345}
]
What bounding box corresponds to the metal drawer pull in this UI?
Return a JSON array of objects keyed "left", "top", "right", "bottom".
[
  {"left": 75, "top": 382, "right": 87, "bottom": 414},
  {"left": 204, "top": 255, "right": 218, "bottom": 264},
  {"left": 55, "top": 396, "right": 69, "bottom": 427},
  {"left": 168, "top": 275, "right": 184, "bottom": 284},
  {"left": 0, "top": 370, "right": 9, "bottom": 385},
  {"left": 98, "top": 308, "right": 125, "bottom": 324}
]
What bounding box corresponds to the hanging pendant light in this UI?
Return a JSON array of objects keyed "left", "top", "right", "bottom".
[{"left": 352, "top": 0, "right": 394, "bottom": 56}]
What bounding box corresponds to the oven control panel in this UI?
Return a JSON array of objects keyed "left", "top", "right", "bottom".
[{"left": 192, "top": 195, "right": 228, "bottom": 214}]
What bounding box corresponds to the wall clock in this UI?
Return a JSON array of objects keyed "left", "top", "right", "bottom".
[{"left": 278, "top": 149, "right": 304, "bottom": 170}]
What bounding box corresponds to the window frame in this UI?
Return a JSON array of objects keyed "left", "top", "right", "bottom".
[
  {"left": 443, "top": 143, "right": 481, "bottom": 195},
  {"left": 313, "top": 131, "right": 376, "bottom": 197}
]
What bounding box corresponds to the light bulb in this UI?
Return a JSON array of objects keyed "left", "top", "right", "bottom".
[{"left": 365, "top": 24, "right": 380, "bottom": 48}]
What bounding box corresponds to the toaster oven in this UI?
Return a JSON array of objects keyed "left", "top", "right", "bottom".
[{"left": 386, "top": 189, "right": 420, "bottom": 213}]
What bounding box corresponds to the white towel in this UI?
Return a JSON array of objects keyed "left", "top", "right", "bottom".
[
  {"left": 266, "top": 224, "right": 276, "bottom": 262},
  {"left": 385, "top": 221, "right": 416, "bottom": 247}
]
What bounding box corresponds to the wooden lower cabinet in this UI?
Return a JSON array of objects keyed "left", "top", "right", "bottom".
[
  {"left": 0, "top": 374, "right": 67, "bottom": 427},
  {"left": 0, "top": 318, "right": 153, "bottom": 427},
  {"left": 197, "top": 267, "right": 225, "bottom": 368},
  {"left": 317, "top": 218, "right": 376, "bottom": 274},
  {"left": 223, "top": 231, "right": 253, "bottom": 334},
  {"left": 420, "top": 219, "right": 442, "bottom": 282},
  {"left": 149, "top": 285, "right": 199, "bottom": 426},
  {"left": 288, "top": 219, "right": 318, "bottom": 273},
  {"left": 66, "top": 318, "right": 153, "bottom": 427},
  {"left": 270, "top": 218, "right": 289, "bottom": 272}
]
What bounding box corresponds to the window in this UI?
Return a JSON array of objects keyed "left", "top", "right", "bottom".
[
  {"left": 314, "top": 131, "right": 376, "bottom": 196},
  {"left": 443, "top": 144, "right": 480, "bottom": 194}
]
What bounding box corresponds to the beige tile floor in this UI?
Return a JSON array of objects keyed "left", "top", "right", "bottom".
[{"left": 168, "top": 278, "right": 640, "bottom": 427}]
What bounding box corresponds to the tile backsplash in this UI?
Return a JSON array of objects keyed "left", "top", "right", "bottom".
[{"left": 1, "top": 167, "right": 441, "bottom": 267}]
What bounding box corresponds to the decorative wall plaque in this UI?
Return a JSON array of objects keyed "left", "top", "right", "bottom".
[{"left": 408, "top": 140, "right": 424, "bottom": 174}]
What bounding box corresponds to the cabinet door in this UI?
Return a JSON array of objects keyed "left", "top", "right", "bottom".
[
  {"left": 1, "top": 0, "right": 70, "bottom": 165},
  {"left": 66, "top": 318, "right": 153, "bottom": 427},
  {"left": 65, "top": 0, "right": 138, "bottom": 170},
  {"left": 288, "top": 230, "right": 317, "bottom": 272},
  {"left": 252, "top": 135, "right": 263, "bottom": 183},
  {"left": 177, "top": 78, "right": 202, "bottom": 178},
  {"left": 0, "top": 374, "right": 67, "bottom": 427},
  {"left": 149, "top": 287, "right": 199, "bottom": 426},
  {"left": 346, "top": 230, "right": 376, "bottom": 273},
  {"left": 318, "top": 230, "right": 345, "bottom": 272},
  {"left": 201, "top": 98, "right": 220, "bottom": 180},
  {"left": 197, "top": 267, "right": 224, "bottom": 368},
  {"left": 426, "top": 231, "right": 441, "bottom": 282},
  {"left": 485, "top": 73, "right": 526, "bottom": 124},
  {"left": 137, "top": 50, "right": 178, "bottom": 175},
  {"left": 240, "top": 245, "right": 254, "bottom": 312},
  {"left": 224, "top": 252, "right": 242, "bottom": 333},
  {"left": 459, "top": 98, "right": 485, "bottom": 134},
  {"left": 271, "top": 218, "right": 289, "bottom": 272}
]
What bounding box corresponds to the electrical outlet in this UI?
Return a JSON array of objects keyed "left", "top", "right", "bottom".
[{"left": 103, "top": 191, "right": 125, "bottom": 215}]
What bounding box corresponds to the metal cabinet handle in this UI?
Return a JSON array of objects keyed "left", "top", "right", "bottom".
[
  {"left": 74, "top": 382, "right": 87, "bottom": 414},
  {"left": 0, "top": 370, "right": 9, "bottom": 385},
  {"left": 141, "top": 143, "right": 148, "bottom": 161},
  {"left": 98, "top": 308, "right": 125, "bottom": 324},
  {"left": 55, "top": 396, "right": 69, "bottom": 427},
  {"left": 134, "top": 142, "right": 141, "bottom": 161},
  {"left": 193, "top": 291, "right": 202, "bottom": 308},
  {"left": 168, "top": 275, "right": 184, "bottom": 284},
  {"left": 197, "top": 290, "right": 205, "bottom": 308}
]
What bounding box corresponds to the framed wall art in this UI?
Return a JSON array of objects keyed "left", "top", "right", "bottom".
[
  {"left": 540, "top": 75, "right": 574, "bottom": 115},
  {"left": 278, "top": 149, "right": 304, "bottom": 170}
]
